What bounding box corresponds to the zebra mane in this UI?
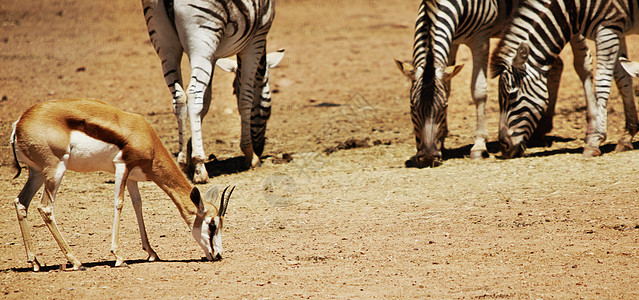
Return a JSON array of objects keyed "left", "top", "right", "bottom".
[
  {"left": 411, "top": 0, "right": 438, "bottom": 111},
  {"left": 490, "top": 0, "right": 561, "bottom": 78}
]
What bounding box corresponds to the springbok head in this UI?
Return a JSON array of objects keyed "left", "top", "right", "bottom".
[{"left": 191, "top": 185, "right": 234, "bottom": 261}]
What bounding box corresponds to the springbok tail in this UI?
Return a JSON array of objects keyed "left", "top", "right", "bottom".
[{"left": 10, "top": 120, "right": 22, "bottom": 179}]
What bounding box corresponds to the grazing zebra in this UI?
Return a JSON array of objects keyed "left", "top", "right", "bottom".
[
  {"left": 395, "top": 0, "right": 595, "bottom": 168},
  {"left": 142, "top": 0, "right": 275, "bottom": 183},
  {"left": 491, "top": 0, "right": 639, "bottom": 158}
]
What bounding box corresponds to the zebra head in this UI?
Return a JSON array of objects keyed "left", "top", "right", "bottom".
[
  {"left": 190, "top": 186, "right": 234, "bottom": 261},
  {"left": 493, "top": 42, "right": 549, "bottom": 158},
  {"left": 396, "top": 57, "right": 464, "bottom": 168}
]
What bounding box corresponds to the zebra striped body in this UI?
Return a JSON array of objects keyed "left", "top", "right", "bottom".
[
  {"left": 399, "top": 0, "right": 594, "bottom": 167},
  {"left": 142, "top": 0, "right": 275, "bottom": 183},
  {"left": 491, "top": 0, "right": 639, "bottom": 158}
]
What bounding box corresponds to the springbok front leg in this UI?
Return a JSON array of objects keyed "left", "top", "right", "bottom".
[
  {"left": 110, "top": 160, "right": 129, "bottom": 267},
  {"left": 14, "top": 168, "right": 44, "bottom": 271},
  {"left": 126, "top": 180, "right": 159, "bottom": 262},
  {"left": 613, "top": 38, "right": 638, "bottom": 152},
  {"left": 37, "top": 162, "right": 84, "bottom": 271}
]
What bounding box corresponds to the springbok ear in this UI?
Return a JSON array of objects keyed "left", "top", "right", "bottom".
[
  {"left": 619, "top": 57, "right": 639, "bottom": 78},
  {"left": 203, "top": 186, "right": 219, "bottom": 204},
  {"left": 442, "top": 64, "right": 465, "bottom": 81},
  {"left": 513, "top": 42, "right": 530, "bottom": 71},
  {"left": 190, "top": 187, "right": 207, "bottom": 214},
  {"left": 216, "top": 58, "right": 238, "bottom": 73},
  {"left": 395, "top": 59, "right": 416, "bottom": 81},
  {"left": 266, "top": 49, "right": 285, "bottom": 68}
]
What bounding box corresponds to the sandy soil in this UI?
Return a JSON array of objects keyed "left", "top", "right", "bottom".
[{"left": 1, "top": 0, "right": 639, "bottom": 298}]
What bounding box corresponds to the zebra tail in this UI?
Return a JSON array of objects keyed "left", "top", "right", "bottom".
[{"left": 10, "top": 120, "right": 22, "bottom": 179}]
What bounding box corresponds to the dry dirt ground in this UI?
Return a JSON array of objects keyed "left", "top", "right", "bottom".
[{"left": 1, "top": 0, "right": 639, "bottom": 298}]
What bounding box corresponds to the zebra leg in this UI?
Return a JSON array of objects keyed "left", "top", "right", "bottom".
[
  {"left": 530, "top": 57, "right": 563, "bottom": 147},
  {"left": 251, "top": 52, "right": 272, "bottom": 158},
  {"left": 186, "top": 56, "right": 214, "bottom": 183},
  {"left": 142, "top": 0, "right": 187, "bottom": 169},
  {"left": 584, "top": 28, "right": 620, "bottom": 157},
  {"left": 613, "top": 38, "right": 638, "bottom": 152},
  {"left": 468, "top": 39, "right": 489, "bottom": 159},
  {"left": 570, "top": 36, "right": 597, "bottom": 151},
  {"left": 237, "top": 41, "right": 267, "bottom": 168}
]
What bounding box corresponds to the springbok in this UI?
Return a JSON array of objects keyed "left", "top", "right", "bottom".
[{"left": 10, "top": 98, "right": 234, "bottom": 271}]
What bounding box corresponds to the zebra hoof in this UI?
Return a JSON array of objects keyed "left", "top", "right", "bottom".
[
  {"left": 248, "top": 154, "right": 261, "bottom": 168},
  {"left": 469, "top": 149, "right": 489, "bottom": 160},
  {"left": 614, "top": 141, "right": 633, "bottom": 152},
  {"left": 582, "top": 147, "right": 601, "bottom": 158},
  {"left": 192, "top": 163, "right": 209, "bottom": 184}
]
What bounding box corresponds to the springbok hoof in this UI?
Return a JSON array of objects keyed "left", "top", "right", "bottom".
[
  {"left": 582, "top": 147, "right": 601, "bottom": 158},
  {"left": 147, "top": 253, "right": 159, "bottom": 262}
]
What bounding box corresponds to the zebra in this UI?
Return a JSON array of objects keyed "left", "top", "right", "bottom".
[
  {"left": 142, "top": 0, "right": 275, "bottom": 183},
  {"left": 491, "top": 0, "right": 639, "bottom": 158},
  {"left": 395, "top": 0, "right": 595, "bottom": 168}
]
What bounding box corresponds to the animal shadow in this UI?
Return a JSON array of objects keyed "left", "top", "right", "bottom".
[
  {"left": 5, "top": 258, "right": 206, "bottom": 273},
  {"left": 204, "top": 156, "right": 250, "bottom": 177}
]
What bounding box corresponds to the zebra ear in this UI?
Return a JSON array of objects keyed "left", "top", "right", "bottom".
[
  {"left": 619, "top": 57, "right": 639, "bottom": 78},
  {"left": 442, "top": 64, "right": 464, "bottom": 81},
  {"left": 513, "top": 42, "right": 530, "bottom": 72},
  {"left": 266, "top": 49, "right": 285, "bottom": 68},
  {"left": 216, "top": 58, "right": 238, "bottom": 73},
  {"left": 395, "top": 59, "right": 416, "bottom": 81}
]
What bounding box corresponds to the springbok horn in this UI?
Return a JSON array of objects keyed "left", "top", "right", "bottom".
[{"left": 218, "top": 185, "right": 235, "bottom": 217}]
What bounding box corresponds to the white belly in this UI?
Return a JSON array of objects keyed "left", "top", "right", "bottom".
[
  {"left": 67, "top": 131, "right": 119, "bottom": 173},
  {"left": 66, "top": 131, "right": 148, "bottom": 181}
]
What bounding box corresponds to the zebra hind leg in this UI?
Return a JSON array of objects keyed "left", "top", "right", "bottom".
[
  {"left": 251, "top": 52, "right": 271, "bottom": 158},
  {"left": 237, "top": 44, "right": 267, "bottom": 168},
  {"left": 613, "top": 39, "right": 638, "bottom": 152}
]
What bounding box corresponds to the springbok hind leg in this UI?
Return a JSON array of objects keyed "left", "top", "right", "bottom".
[
  {"left": 127, "top": 180, "right": 159, "bottom": 262},
  {"left": 14, "top": 168, "right": 44, "bottom": 271},
  {"left": 37, "top": 166, "right": 84, "bottom": 270}
]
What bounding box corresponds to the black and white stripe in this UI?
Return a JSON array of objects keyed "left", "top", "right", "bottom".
[
  {"left": 401, "top": 0, "right": 511, "bottom": 168},
  {"left": 401, "top": 0, "right": 603, "bottom": 167},
  {"left": 142, "top": 0, "right": 275, "bottom": 183},
  {"left": 491, "top": 0, "right": 639, "bottom": 158}
]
